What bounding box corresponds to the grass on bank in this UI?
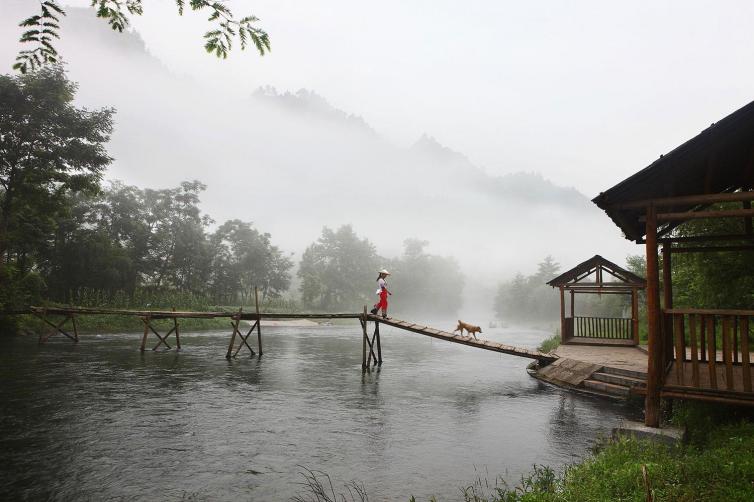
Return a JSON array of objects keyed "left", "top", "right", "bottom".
[{"left": 537, "top": 333, "right": 560, "bottom": 354}]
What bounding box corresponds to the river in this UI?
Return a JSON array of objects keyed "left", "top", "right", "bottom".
[{"left": 0, "top": 322, "right": 640, "bottom": 501}]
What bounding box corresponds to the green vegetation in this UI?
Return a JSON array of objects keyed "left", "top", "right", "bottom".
[
  {"left": 14, "top": 0, "right": 270, "bottom": 73},
  {"left": 494, "top": 256, "right": 630, "bottom": 324},
  {"left": 298, "top": 229, "right": 464, "bottom": 316},
  {"left": 453, "top": 402, "right": 754, "bottom": 502},
  {"left": 537, "top": 333, "right": 560, "bottom": 354}
]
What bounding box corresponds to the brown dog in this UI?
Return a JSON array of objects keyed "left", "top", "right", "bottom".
[{"left": 453, "top": 320, "right": 483, "bottom": 339}]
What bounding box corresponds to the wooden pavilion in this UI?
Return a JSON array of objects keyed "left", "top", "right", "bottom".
[
  {"left": 593, "top": 99, "right": 754, "bottom": 427},
  {"left": 547, "top": 255, "right": 645, "bottom": 346}
]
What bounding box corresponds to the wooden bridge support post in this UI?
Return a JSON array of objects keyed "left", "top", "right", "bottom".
[
  {"left": 255, "top": 287, "right": 263, "bottom": 356},
  {"left": 361, "top": 306, "right": 368, "bottom": 372},
  {"left": 645, "top": 204, "right": 663, "bottom": 428},
  {"left": 172, "top": 307, "right": 181, "bottom": 351},
  {"left": 35, "top": 310, "right": 78, "bottom": 344},
  {"left": 375, "top": 321, "right": 382, "bottom": 365},
  {"left": 226, "top": 309, "right": 241, "bottom": 359},
  {"left": 140, "top": 316, "right": 150, "bottom": 352}
]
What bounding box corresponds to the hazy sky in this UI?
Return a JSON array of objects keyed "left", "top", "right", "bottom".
[{"left": 59, "top": 0, "right": 754, "bottom": 196}]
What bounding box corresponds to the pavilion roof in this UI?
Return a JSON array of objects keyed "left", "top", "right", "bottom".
[
  {"left": 592, "top": 100, "right": 754, "bottom": 242},
  {"left": 546, "top": 255, "right": 645, "bottom": 288}
]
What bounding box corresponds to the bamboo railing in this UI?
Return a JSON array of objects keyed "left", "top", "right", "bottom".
[{"left": 570, "top": 316, "right": 633, "bottom": 340}]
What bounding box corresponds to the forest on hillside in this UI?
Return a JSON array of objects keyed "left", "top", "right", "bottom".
[{"left": 0, "top": 68, "right": 463, "bottom": 331}]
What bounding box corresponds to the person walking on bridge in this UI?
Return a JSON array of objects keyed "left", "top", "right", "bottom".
[{"left": 370, "top": 269, "right": 392, "bottom": 318}]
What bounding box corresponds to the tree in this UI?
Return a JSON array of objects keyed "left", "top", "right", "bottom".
[
  {"left": 493, "top": 256, "right": 561, "bottom": 322},
  {"left": 0, "top": 67, "right": 113, "bottom": 266},
  {"left": 388, "top": 239, "right": 465, "bottom": 317},
  {"left": 15, "top": 0, "right": 270, "bottom": 73},
  {"left": 298, "top": 225, "right": 380, "bottom": 311},
  {"left": 209, "top": 219, "right": 292, "bottom": 303}
]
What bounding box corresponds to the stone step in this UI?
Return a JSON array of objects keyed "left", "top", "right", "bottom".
[
  {"left": 600, "top": 366, "right": 647, "bottom": 380},
  {"left": 591, "top": 371, "right": 646, "bottom": 388},
  {"left": 582, "top": 379, "right": 631, "bottom": 397}
]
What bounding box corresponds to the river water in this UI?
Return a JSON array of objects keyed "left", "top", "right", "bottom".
[{"left": 0, "top": 322, "right": 640, "bottom": 501}]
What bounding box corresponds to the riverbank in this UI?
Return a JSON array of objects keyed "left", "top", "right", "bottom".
[{"left": 450, "top": 401, "right": 754, "bottom": 502}]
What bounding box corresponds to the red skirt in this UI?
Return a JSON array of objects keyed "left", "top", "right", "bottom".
[{"left": 375, "top": 290, "right": 388, "bottom": 310}]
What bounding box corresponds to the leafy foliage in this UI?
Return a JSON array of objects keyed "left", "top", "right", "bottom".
[
  {"left": 493, "top": 256, "right": 562, "bottom": 322},
  {"left": 0, "top": 66, "right": 113, "bottom": 270},
  {"left": 298, "top": 225, "right": 380, "bottom": 311},
  {"left": 494, "top": 256, "right": 633, "bottom": 324},
  {"left": 14, "top": 0, "right": 270, "bottom": 73},
  {"left": 387, "top": 238, "right": 464, "bottom": 318}
]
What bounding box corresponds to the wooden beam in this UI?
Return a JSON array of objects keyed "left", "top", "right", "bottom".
[
  {"left": 640, "top": 208, "right": 754, "bottom": 222},
  {"left": 616, "top": 190, "right": 754, "bottom": 209},
  {"left": 670, "top": 245, "right": 754, "bottom": 253},
  {"left": 665, "top": 308, "right": 754, "bottom": 317}
]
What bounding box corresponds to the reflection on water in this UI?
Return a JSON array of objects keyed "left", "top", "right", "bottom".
[{"left": 0, "top": 323, "right": 640, "bottom": 500}]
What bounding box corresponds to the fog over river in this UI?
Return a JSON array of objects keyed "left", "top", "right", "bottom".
[{"left": 0, "top": 324, "right": 639, "bottom": 500}]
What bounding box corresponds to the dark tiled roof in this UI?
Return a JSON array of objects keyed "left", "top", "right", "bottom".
[{"left": 593, "top": 100, "right": 754, "bottom": 241}]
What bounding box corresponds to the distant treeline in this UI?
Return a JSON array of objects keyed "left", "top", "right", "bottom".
[
  {"left": 493, "top": 256, "right": 635, "bottom": 324},
  {"left": 0, "top": 68, "right": 463, "bottom": 327}
]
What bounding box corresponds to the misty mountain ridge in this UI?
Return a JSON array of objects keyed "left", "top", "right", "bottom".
[{"left": 0, "top": 3, "right": 635, "bottom": 281}]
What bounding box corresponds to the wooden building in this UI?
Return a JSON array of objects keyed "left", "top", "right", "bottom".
[
  {"left": 547, "top": 255, "right": 645, "bottom": 346},
  {"left": 593, "top": 100, "right": 754, "bottom": 427}
]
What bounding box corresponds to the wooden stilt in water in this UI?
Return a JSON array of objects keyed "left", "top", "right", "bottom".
[
  {"left": 173, "top": 307, "right": 181, "bottom": 350},
  {"left": 361, "top": 306, "right": 368, "bottom": 372},
  {"left": 255, "top": 287, "right": 263, "bottom": 356},
  {"left": 232, "top": 320, "right": 257, "bottom": 358},
  {"left": 35, "top": 311, "right": 77, "bottom": 344},
  {"left": 140, "top": 316, "right": 150, "bottom": 352},
  {"left": 226, "top": 309, "right": 242, "bottom": 359},
  {"left": 375, "top": 321, "right": 382, "bottom": 365},
  {"left": 367, "top": 326, "right": 378, "bottom": 367},
  {"left": 71, "top": 314, "right": 79, "bottom": 342}
]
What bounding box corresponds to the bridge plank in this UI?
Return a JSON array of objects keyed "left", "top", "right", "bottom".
[{"left": 370, "top": 314, "right": 556, "bottom": 362}]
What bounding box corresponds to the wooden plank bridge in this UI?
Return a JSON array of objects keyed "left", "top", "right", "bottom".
[{"left": 6, "top": 302, "right": 557, "bottom": 371}]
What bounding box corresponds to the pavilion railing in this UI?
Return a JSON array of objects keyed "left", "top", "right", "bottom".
[
  {"left": 570, "top": 316, "right": 633, "bottom": 339},
  {"left": 663, "top": 308, "right": 754, "bottom": 393}
]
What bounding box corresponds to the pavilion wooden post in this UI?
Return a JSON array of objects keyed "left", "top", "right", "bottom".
[
  {"left": 255, "top": 287, "right": 263, "bottom": 356},
  {"left": 570, "top": 289, "right": 575, "bottom": 318},
  {"left": 645, "top": 204, "right": 663, "bottom": 428},
  {"left": 559, "top": 286, "right": 566, "bottom": 343},
  {"left": 631, "top": 287, "right": 639, "bottom": 344},
  {"left": 662, "top": 243, "right": 674, "bottom": 366}
]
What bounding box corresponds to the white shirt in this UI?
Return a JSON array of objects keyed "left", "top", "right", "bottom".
[{"left": 376, "top": 278, "right": 387, "bottom": 294}]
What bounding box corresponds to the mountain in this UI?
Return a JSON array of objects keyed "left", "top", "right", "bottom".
[{"left": 0, "top": 2, "right": 635, "bottom": 287}]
